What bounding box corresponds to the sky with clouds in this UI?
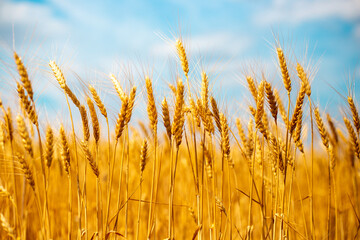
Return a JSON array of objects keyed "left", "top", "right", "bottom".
[{"left": 0, "top": 0, "right": 359, "bottom": 126}]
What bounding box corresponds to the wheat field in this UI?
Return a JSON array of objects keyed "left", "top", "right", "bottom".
[{"left": 0, "top": 39, "right": 359, "bottom": 240}]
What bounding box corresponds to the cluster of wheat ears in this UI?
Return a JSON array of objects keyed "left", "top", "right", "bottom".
[{"left": 0, "top": 39, "right": 359, "bottom": 240}]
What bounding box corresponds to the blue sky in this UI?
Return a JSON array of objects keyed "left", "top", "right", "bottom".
[{"left": 0, "top": 0, "right": 359, "bottom": 128}]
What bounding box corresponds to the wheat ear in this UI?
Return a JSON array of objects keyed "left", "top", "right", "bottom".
[
  {"left": 162, "top": 97, "right": 172, "bottom": 141},
  {"left": 86, "top": 97, "right": 100, "bottom": 143},
  {"left": 176, "top": 39, "right": 189, "bottom": 78},
  {"left": 16, "top": 114, "right": 33, "bottom": 158},
  {"left": 14, "top": 52, "right": 33, "bottom": 101},
  {"left": 277, "top": 48, "right": 291, "bottom": 94},
  {"left": 45, "top": 126, "right": 54, "bottom": 168},
  {"left": 80, "top": 140, "right": 99, "bottom": 177},
  {"left": 347, "top": 96, "right": 360, "bottom": 134}
]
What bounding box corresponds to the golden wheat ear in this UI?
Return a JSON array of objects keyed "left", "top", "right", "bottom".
[
  {"left": 171, "top": 79, "right": 185, "bottom": 148},
  {"left": 176, "top": 39, "right": 189, "bottom": 78},
  {"left": 80, "top": 140, "right": 99, "bottom": 177},
  {"left": 45, "top": 126, "right": 54, "bottom": 168},
  {"left": 86, "top": 97, "right": 100, "bottom": 143},
  {"left": 145, "top": 76, "right": 158, "bottom": 135},
  {"left": 314, "top": 107, "right": 330, "bottom": 149},
  {"left": 17, "top": 154, "right": 35, "bottom": 191},
  {"left": 162, "top": 97, "right": 172, "bottom": 141},
  {"left": 89, "top": 85, "right": 107, "bottom": 118},
  {"left": 276, "top": 48, "right": 291, "bottom": 94}
]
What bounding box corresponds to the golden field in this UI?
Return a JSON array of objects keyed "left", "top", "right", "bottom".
[{"left": 0, "top": 39, "right": 359, "bottom": 240}]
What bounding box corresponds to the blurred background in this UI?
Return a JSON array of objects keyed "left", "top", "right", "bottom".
[{"left": 0, "top": 0, "right": 359, "bottom": 127}]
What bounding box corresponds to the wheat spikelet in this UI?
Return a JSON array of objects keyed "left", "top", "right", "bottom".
[
  {"left": 86, "top": 97, "right": 100, "bottom": 143},
  {"left": 49, "top": 60, "right": 66, "bottom": 89},
  {"left": 293, "top": 109, "right": 304, "bottom": 153},
  {"left": 314, "top": 107, "right": 329, "bottom": 149},
  {"left": 115, "top": 97, "right": 129, "bottom": 140},
  {"left": 172, "top": 80, "right": 185, "bottom": 148},
  {"left": 198, "top": 98, "right": 214, "bottom": 134},
  {"left": 326, "top": 113, "right": 338, "bottom": 143},
  {"left": 176, "top": 39, "right": 189, "bottom": 77},
  {"left": 296, "top": 63, "right": 311, "bottom": 97},
  {"left": 276, "top": 48, "right": 291, "bottom": 93},
  {"left": 145, "top": 76, "right": 158, "bottom": 134},
  {"left": 16, "top": 114, "right": 33, "bottom": 158},
  {"left": 140, "top": 140, "right": 148, "bottom": 173},
  {"left": 289, "top": 83, "right": 306, "bottom": 135},
  {"left": 89, "top": 85, "right": 107, "bottom": 118},
  {"left": 17, "top": 154, "right": 35, "bottom": 191},
  {"left": 255, "top": 80, "right": 265, "bottom": 124},
  {"left": 168, "top": 83, "right": 177, "bottom": 95},
  {"left": 110, "top": 73, "right": 127, "bottom": 102},
  {"left": 246, "top": 76, "right": 257, "bottom": 102},
  {"left": 274, "top": 89, "right": 288, "bottom": 126},
  {"left": 125, "top": 86, "right": 136, "bottom": 125},
  {"left": 188, "top": 207, "right": 198, "bottom": 224},
  {"left": 236, "top": 118, "right": 248, "bottom": 148},
  {"left": 79, "top": 105, "right": 90, "bottom": 141},
  {"left": 189, "top": 97, "right": 200, "bottom": 128},
  {"left": 347, "top": 96, "right": 360, "bottom": 134},
  {"left": 201, "top": 72, "right": 209, "bottom": 109},
  {"left": 249, "top": 105, "right": 256, "bottom": 118},
  {"left": 220, "top": 113, "right": 233, "bottom": 167},
  {"left": 4, "top": 108, "right": 13, "bottom": 142},
  {"left": 344, "top": 117, "right": 360, "bottom": 159},
  {"left": 14, "top": 52, "right": 34, "bottom": 101},
  {"left": 255, "top": 80, "right": 268, "bottom": 139},
  {"left": 17, "top": 82, "right": 38, "bottom": 126},
  {"left": 0, "top": 213, "right": 14, "bottom": 238},
  {"left": 60, "top": 125, "right": 71, "bottom": 175},
  {"left": 162, "top": 97, "right": 172, "bottom": 141},
  {"left": 265, "top": 81, "right": 278, "bottom": 122},
  {"left": 215, "top": 197, "right": 226, "bottom": 216},
  {"left": 210, "top": 96, "right": 221, "bottom": 133},
  {"left": 45, "top": 126, "right": 54, "bottom": 168},
  {"left": 80, "top": 140, "right": 99, "bottom": 177}
]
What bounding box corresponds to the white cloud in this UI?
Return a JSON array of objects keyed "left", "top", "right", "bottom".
[
  {"left": 0, "top": 0, "right": 68, "bottom": 37},
  {"left": 256, "top": 0, "right": 360, "bottom": 25}
]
